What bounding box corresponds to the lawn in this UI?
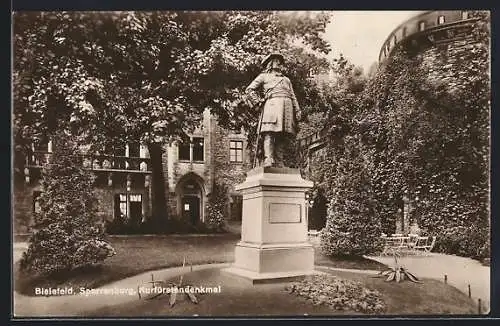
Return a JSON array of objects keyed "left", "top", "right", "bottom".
[
  {"left": 82, "top": 267, "right": 478, "bottom": 316},
  {"left": 322, "top": 269, "right": 478, "bottom": 315},
  {"left": 14, "top": 234, "right": 386, "bottom": 296}
]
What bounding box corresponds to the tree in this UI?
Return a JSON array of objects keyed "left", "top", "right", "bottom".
[
  {"left": 304, "top": 55, "right": 370, "bottom": 197},
  {"left": 19, "top": 132, "right": 115, "bottom": 275},
  {"left": 13, "top": 11, "right": 332, "bottom": 223},
  {"left": 299, "top": 55, "right": 384, "bottom": 256}
]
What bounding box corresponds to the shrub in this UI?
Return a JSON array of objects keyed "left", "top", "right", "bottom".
[
  {"left": 105, "top": 214, "right": 145, "bottom": 235},
  {"left": 19, "top": 132, "right": 115, "bottom": 275},
  {"left": 320, "top": 136, "right": 384, "bottom": 257},
  {"left": 479, "top": 239, "right": 490, "bottom": 260},
  {"left": 434, "top": 225, "right": 489, "bottom": 259},
  {"left": 205, "top": 183, "right": 227, "bottom": 231}
]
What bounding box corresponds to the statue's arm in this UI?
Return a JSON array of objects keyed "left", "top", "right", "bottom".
[{"left": 245, "top": 74, "right": 265, "bottom": 107}]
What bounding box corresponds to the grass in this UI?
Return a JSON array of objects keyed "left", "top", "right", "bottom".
[
  {"left": 14, "top": 234, "right": 386, "bottom": 296},
  {"left": 14, "top": 234, "right": 239, "bottom": 296},
  {"left": 82, "top": 268, "right": 477, "bottom": 316},
  {"left": 322, "top": 270, "right": 478, "bottom": 315},
  {"left": 314, "top": 251, "right": 386, "bottom": 271}
]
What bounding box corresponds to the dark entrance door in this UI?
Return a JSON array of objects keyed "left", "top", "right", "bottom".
[
  {"left": 182, "top": 195, "right": 200, "bottom": 225},
  {"left": 129, "top": 201, "right": 142, "bottom": 226}
]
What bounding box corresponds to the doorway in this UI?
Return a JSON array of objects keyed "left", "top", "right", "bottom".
[
  {"left": 182, "top": 195, "right": 201, "bottom": 225},
  {"left": 176, "top": 173, "right": 205, "bottom": 224}
]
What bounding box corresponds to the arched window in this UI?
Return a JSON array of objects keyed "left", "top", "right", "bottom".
[
  {"left": 402, "top": 26, "right": 407, "bottom": 38},
  {"left": 438, "top": 15, "right": 445, "bottom": 25},
  {"left": 393, "top": 35, "right": 397, "bottom": 46},
  {"left": 418, "top": 21, "right": 426, "bottom": 31}
]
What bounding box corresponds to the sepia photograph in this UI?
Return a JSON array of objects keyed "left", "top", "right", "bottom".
[{"left": 11, "top": 10, "right": 491, "bottom": 318}]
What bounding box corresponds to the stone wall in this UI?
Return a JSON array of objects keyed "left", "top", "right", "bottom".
[
  {"left": 211, "top": 120, "right": 249, "bottom": 220},
  {"left": 12, "top": 171, "right": 152, "bottom": 234}
]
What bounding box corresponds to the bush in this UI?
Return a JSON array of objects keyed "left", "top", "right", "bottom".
[
  {"left": 434, "top": 225, "right": 489, "bottom": 259},
  {"left": 20, "top": 132, "right": 115, "bottom": 275},
  {"left": 105, "top": 214, "right": 145, "bottom": 235},
  {"left": 205, "top": 183, "right": 227, "bottom": 231},
  {"left": 104, "top": 215, "right": 227, "bottom": 235},
  {"left": 479, "top": 239, "right": 490, "bottom": 260},
  {"left": 320, "top": 137, "right": 384, "bottom": 257}
]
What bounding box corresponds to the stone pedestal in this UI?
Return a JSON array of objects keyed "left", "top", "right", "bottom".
[{"left": 223, "top": 167, "right": 314, "bottom": 283}]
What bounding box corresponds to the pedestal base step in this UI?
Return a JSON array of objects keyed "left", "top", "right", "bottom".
[{"left": 221, "top": 267, "right": 315, "bottom": 284}]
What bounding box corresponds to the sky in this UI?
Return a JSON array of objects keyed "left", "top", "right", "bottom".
[{"left": 323, "top": 11, "right": 422, "bottom": 72}]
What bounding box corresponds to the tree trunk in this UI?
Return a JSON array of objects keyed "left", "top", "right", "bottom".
[{"left": 147, "top": 143, "right": 168, "bottom": 223}]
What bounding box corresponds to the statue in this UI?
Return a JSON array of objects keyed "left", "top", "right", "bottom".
[{"left": 245, "top": 53, "right": 302, "bottom": 168}]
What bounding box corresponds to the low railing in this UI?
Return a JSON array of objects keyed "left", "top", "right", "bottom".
[{"left": 26, "top": 151, "right": 152, "bottom": 173}]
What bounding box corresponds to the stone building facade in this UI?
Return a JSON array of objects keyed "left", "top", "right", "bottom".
[{"left": 13, "top": 108, "right": 249, "bottom": 234}]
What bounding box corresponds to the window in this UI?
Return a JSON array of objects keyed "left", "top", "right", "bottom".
[
  {"left": 178, "top": 142, "right": 190, "bottom": 161},
  {"left": 178, "top": 137, "right": 204, "bottom": 162},
  {"left": 128, "top": 143, "right": 140, "bottom": 157},
  {"left": 230, "top": 140, "right": 243, "bottom": 163},
  {"left": 129, "top": 194, "right": 142, "bottom": 202},
  {"left": 402, "top": 26, "right": 407, "bottom": 38},
  {"left": 117, "top": 194, "right": 127, "bottom": 218},
  {"left": 114, "top": 193, "right": 142, "bottom": 219},
  {"left": 33, "top": 191, "right": 42, "bottom": 213},
  {"left": 462, "top": 11, "right": 468, "bottom": 20},
  {"left": 418, "top": 21, "right": 426, "bottom": 31},
  {"left": 193, "top": 137, "right": 204, "bottom": 161},
  {"left": 392, "top": 35, "right": 397, "bottom": 46},
  {"left": 438, "top": 15, "right": 445, "bottom": 25}
]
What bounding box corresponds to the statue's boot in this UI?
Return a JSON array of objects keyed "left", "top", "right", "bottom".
[{"left": 263, "top": 134, "right": 274, "bottom": 167}]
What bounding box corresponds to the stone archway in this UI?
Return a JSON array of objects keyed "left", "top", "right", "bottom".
[{"left": 175, "top": 173, "right": 206, "bottom": 224}]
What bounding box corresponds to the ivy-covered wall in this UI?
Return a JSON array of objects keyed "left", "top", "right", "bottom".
[
  {"left": 308, "top": 11, "right": 490, "bottom": 259},
  {"left": 366, "top": 11, "right": 490, "bottom": 258}
]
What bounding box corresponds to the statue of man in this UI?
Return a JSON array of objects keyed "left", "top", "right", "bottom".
[{"left": 245, "top": 53, "right": 302, "bottom": 168}]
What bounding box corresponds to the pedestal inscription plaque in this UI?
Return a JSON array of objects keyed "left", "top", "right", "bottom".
[{"left": 269, "top": 203, "right": 301, "bottom": 223}]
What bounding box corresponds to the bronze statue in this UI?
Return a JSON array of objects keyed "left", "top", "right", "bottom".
[{"left": 245, "top": 53, "right": 301, "bottom": 168}]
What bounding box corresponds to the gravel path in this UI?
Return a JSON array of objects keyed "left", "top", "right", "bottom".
[{"left": 366, "top": 253, "right": 490, "bottom": 313}]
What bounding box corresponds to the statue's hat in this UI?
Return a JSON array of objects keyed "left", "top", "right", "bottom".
[{"left": 261, "top": 53, "right": 285, "bottom": 67}]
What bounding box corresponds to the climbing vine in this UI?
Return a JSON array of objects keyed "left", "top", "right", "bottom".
[
  {"left": 364, "top": 11, "right": 490, "bottom": 258},
  {"left": 316, "top": 11, "right": 490, "bottom": 259}
]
